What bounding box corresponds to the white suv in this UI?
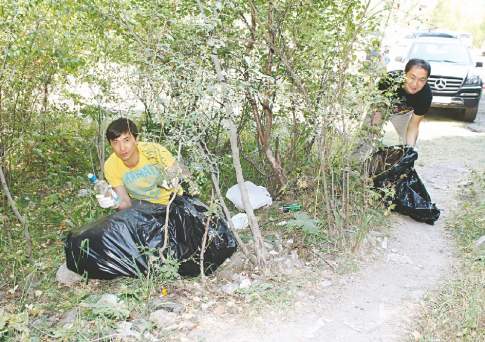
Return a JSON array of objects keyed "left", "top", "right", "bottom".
[{"left": 391, "top": 36, "right": 483, "bottom": 122}]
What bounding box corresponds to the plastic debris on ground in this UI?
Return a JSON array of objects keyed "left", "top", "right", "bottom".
[
  {"left": 230, "top": 213, "right": 249, "bottom": 230},
  {"left": 280, "top": 203, "right": 302, "bottom": 213},
  {"left": 64, "top": 195, "right": 237, "bottom": 280},
  {"left": 225, "top": 181, "right": 272, "bottom": 211},
  {"left": 368, "top": 145, "right": 440, "bottom": 225}
]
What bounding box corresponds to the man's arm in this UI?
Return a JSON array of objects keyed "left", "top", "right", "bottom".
[
  {"left": 113, "top": 185, "right": 132, "bottom": 210},
  {"left": 371, "top": 111, "right": 383, "bottom": 126},
  {"left": 405, "top": 112, "right": 424, "bottom": 147}
]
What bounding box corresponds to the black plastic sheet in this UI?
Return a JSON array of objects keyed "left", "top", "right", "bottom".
[
  {"left": 369, "top": 145, "right": 440, "bottom": 225},
  {"left": 64, "top": 195, "right": 237, "bottom": 279}
]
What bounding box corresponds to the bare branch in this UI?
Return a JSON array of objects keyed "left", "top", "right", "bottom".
[
  {"left": 199, "top": 214, "right": 211, "bottom": 283},
  {"left": 0, "top": 161, "right": 32, "bottom": 260}
]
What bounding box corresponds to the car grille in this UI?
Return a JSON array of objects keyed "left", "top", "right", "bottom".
[{"left": 428, "top": 76, "right": 463, "bottom": 94}]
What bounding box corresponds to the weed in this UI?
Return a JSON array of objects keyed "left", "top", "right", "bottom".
[
  {"left": 235, "top": 281, "right": 294, "bottom": 314},
  {"left": 411, "top": 171, "right": 485, "bottom": 342}
]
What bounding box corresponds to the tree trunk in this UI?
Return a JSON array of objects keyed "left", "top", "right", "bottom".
[
  {"left": 241, "top": 2, "right": 287, "bottom": 190},
  {"left": 196, "top": 0, "right": 267, "bottom": 267},
  {"left": 198, "top": 138, "right": 254, "bottom": 264},
  {"left": 224, "top": 113, "right": 266, "bottom": 267},
  {"left": 97, "top": 112, "right": 106, "bottom": 179},
  {"left": 247, "top": 95, "right": 287, "bottom": 188}
]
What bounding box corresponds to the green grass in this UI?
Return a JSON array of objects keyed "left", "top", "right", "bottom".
[{"left": 411, "top": 171, "right": 485, "bottom": 342}]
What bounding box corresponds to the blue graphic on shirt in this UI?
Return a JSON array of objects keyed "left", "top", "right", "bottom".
[{"left": 122, "top": 164, "right": 165, "bottom": 201}]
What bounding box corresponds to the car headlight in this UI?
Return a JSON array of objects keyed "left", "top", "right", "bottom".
[{"left": 464, "top": 74, "right": 482, "bottom": 86}]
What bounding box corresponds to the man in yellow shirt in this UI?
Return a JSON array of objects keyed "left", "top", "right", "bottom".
[{"left": 102, "top": 117, "right": 183, "bottom": 210}]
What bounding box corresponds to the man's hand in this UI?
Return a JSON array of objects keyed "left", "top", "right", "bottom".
[
  {"left": 405, "top": 112, "right": 423, "bottom": 147},
  {"left": 161, "top": 177, "right": 180, "bottom": 190},
  {"left": 112, "top": 186, "right": 131, "bottom": 210},
  {"left": 162, "top": 161, "right": 190, "bottom": 190},
  {"left": 96, "top": 194, "right": 117, "bottom": 209}
]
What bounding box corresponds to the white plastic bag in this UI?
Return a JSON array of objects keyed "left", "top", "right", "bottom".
[
  {"left": 225, "top": 181, "right": 272, "bottom": 211},
  {"left": 230, "top": 213, "right": 249, "bottom": 230}
]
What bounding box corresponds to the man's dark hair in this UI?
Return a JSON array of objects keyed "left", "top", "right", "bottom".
[
  {"left": 106, "top": 117, "right": 139, "bottom": 141},
  {"left": 405, "top": 58, "right": 431, "bottom": 77}
]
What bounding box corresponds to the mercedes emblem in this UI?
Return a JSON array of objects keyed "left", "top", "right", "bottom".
[{"left": 435, "top": 78, "right": 447, "bottom": 90}]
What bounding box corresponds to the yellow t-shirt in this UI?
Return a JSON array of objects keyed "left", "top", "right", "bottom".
[{"left": 104, "top": 142, "right": 177, "bottom": 205}]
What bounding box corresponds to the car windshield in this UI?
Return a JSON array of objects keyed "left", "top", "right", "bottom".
[{"left": 408, "top": 41, "right": 471, "bottom": 64}]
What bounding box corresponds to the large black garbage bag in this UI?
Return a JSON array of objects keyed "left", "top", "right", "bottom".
[
  {"left": 369, "top": 145, "right": 440, "bottom": 225},
  {"left": 64, "top": 195, "right": 237, "bottom": 279}
]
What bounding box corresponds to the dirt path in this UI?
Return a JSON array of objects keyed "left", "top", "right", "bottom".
[{"left": 187, "top": 103, "right": 485, "bottom": 342}]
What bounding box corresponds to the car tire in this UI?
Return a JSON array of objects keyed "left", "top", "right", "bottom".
[{"left": 461, "top": 106, "right": 478, "bottom": 122}]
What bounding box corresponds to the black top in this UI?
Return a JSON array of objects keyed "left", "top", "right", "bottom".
[{"left": 378, "top": 71, "right": 432, "bottom": 116}]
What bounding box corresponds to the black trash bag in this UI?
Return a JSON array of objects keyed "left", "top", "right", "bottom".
[
  {"left": 64, "top": 195, "right": 237, "bottom": 279},
  {"left": 370, "top": 145, "right": 418, "bottom": 188},
  {"left": 368, "top": 145, "right": 440, "bottom": 225}
]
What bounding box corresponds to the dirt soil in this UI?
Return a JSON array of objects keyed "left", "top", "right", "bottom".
[{"left": 184, "top": 101, "right": 485, "bottom": 341}]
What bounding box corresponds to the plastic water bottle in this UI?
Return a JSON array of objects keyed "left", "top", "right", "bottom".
[
  {"left": 87, "top": 173, "right": 121, "bottom": 207},
  {"left": 87, "top": 173, "right": 111, "bottom": 197}
]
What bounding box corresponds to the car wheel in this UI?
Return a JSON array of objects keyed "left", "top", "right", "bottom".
[{"left": 461, "top": 106, "right": 478, "bottom": 122}]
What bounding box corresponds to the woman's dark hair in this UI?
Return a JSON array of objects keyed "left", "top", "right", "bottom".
[
  {"left": 105, "top": 117, "right": 139, "bottom": 141},
  {"left": 405, "top": 58, "right": 431, "bottom": 77}
]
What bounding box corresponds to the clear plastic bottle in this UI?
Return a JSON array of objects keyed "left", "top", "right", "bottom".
[{"left": 87, "top": 173, "right": 120, "bottom": 205}]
